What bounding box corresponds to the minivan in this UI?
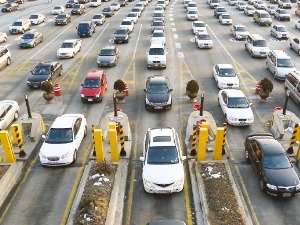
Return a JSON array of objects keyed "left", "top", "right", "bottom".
[
  {"left": 253, "top": 10, "right": 272, "bottom": 26},
  {"left": 284, "top": 71, "right": 300, "bottom": 106}
]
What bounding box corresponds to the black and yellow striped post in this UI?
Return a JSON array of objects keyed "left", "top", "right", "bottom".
[
  {"left": 119, "top": 124, "right": 126, "bottom": 156},
  {"left": 222, "top": 123, "right": 227, "bottom": 155},
  {"left": 287, "top": 123, "right": 300, "bottom": 154},
  {"left": 190, "top": 125, "right": 197, "bottom": 156},
  {"left": 92, "top": 125, "right": 96, "bottom": 156},
  {"left": 10, "top": 124, "right": 26, "bottom": 157}
]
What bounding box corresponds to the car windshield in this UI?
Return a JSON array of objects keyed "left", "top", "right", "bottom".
[
  {"left": 100, "top": 49, "right": 115, "bottom": 56},
  {"left": 153, "top": 22, "right": 163, "bottom": 26},
  {"left": 222, "top": 15, "right": 231, "bottom": 19},
  {"left": 121, "top": 21, "right": 131, "bottom": 25},
  {"left": 153, "top": 32, "right": 164, "bottom": 37},
  {"left": 93, "top": 15, "right": 102, "bottom": 19},
  {"left": 103, "top": 8, "right": 110, "bottom": 12},
  {"left": 148, "top": 83, "right": 169, "bottom": 93},
  {"left": 219, "top": 68, "right": 235, "bottom": 77},
  {"left": 261, "top": 13, "right": 270, "bottom": 18},
  {"left": 73, "top": 5, "right": 80, "bottom": 8},
  {"left": 218, "top": 8, "right": 226, "bottom": 12},
  {"left": 29, "top": 15, "right": 38, "bottom": 19},
  {"left": 83, "top": 79, "right": 100, "bottom": 88},
  {"left": 115, "top": 29, "right": 127, "bottom": 34},
  {"left": 127, "top": 14, "right": 135, "bottom": 17},
  {"left": 253, "top": 40, "right": 267, "bottom": 47},
  {"left": 147, "top": 146, "right": 179, "bottom": 164},
  {"left": 263, "top": 154, "right": 292, "bottom": 169},
  {"left": 33, "top": 66, "right": 50, "bottom": 75},
  {"left": 149, "top": 48, "right": 164, "bottom": 55},
  {"left": 277, "top": 27, "right": 287, "bottom": 32},
  {"left": 61, "top": 42, "right": 74, "bottom": 48},
  {"left": 227, "top": 97, "right": 249, "bottom": 108},
  {"left": 188, "top": 11, "right": 197, "bottom": 14},
  {"left": 78, "top": 24, "right": 89, "bottom": 29},
  {"left": 57, "top": 14, "right": 66, "bottom": 19},
  {"left": 45, "top": 128, "right": 73, "bottom": 144},
  {"left": 198, "top": 34, "right": 211, "bottom": 40},
  {"left": 22, "top": 34, "right": 34, "bottom": 39},
  {"left": 195, "top": 23, "right": 205, "bottom": 27},
  {"left": 12, "top": 22, "right": 22, "bottom": 26},
  {"left": 54, "top": 6, "right": 61, "bottom": 10},
  {"left": 277, "top": 59, "right": 294, "bottom": 68},
  {"left": 154, "top": 13, "right": 163, "bottom": 17},
  {"left": 236, "top": 26, "right": 246, "bottom": 32}
]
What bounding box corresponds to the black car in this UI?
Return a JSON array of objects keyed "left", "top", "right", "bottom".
[
  {"left": 1, "top": 3, "right": 19, "bottom": 12},
  {"left": 18, "top": 31, "right": 43, "bottom": 48},
  {"left": 144, "top": 75, "right": 173, "bottom": 111},
  {"left": 71, "top": 4, "right": 85, "bottom": 15},
  {"left": 27, "top": 62, "right": 63, "bottom": 88},
  {"left": 114, "top": 28, "right": 130, "bottom": 43},
  {"left": 214, "top": 7, "right": 227, "bottom": 18},
  {"left": 245, "top": 133, "right": 300, "bottom": 197},
  {"left": 55, "top": 13, "right": 71, "bottom": 25},
  {"left": 102, "top": 7, "right": 114, "bottom": 17},
  {"left": 65, "top": 0, "right": 78, "bottom": 8}
]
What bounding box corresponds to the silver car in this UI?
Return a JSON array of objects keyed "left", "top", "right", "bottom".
[{"left": 97, "top": 46, "right": 119, "bottom": 67}]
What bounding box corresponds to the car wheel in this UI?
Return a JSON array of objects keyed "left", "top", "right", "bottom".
[
  {"left": 73, "top": 150, "right": 77, "bottom": 163},
  {"left": 274, "top": 71, "right": 277, "bottom": 79},
  {"left": 33, "top": 43, "right": 36, "bottom": 48},
  {"left": 13, "top": 111, "right": 19, "bottom": 121},
  {"left": 22, "top": 29, "right": 25, "bottom": 34},
  {"left": 259, "top": 179, "right": 266, "bottom": 192},
  {"left": 245, "top": 149, "right": 251, "bottom": 163},
  {"left": 99, "top": 96, "right": 103, "bottom": 102},
  {"left": 225, "top": 114, "right": 229, "bottom": 123},
  {"left": 72, "top": 52, "right": 75, "bottom": 58},
  {"left": 84, "top": 126, "right": 87, "bottom": 137},
  {"left": 298, "top": 50, "right": 300, "bottom": 56},
  {"left": 290, "top": 44, "right": 292, "bottom": 49},
  {"left": 7, "top": 57, "right": 11, "bottom": 65},
  {"left": 250, "top": 51, "right": 254, "bottom": 57}
]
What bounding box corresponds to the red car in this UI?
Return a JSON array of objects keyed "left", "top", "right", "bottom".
[{"left": 80, "top": 70, "right": 107, "bottom": 102}]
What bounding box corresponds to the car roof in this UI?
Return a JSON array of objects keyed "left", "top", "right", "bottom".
[
  {"left": 148, "top": 127, "right": 176, "bottom": 147},
  {"left": 36, "top": 61, "right": 55, "bottom": 66},
  {"left": 223, "top": 89, "right": 245, "bottom": 97},
  {"left": 102, "top": 46, "right": 115, "bottom": 50},
  {"left": 51, "top": 114, "right": 83, "bottom": 129},
  {"left": 217, "top": 64, "right": 234, "bottom": 69},
  {"left": 148, "top": 75, "right": 168, "bottom": 84},
  {"left": 248, "top": 134, "right": 285, "bottom": 155},
  {"left": 86, "top": 69, "right": 104, "bottom": 79},
  {"left": 63, "top": 39, "right": 79, "bottom": 43}
]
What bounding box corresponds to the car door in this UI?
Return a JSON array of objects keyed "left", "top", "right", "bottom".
[
  {"left": 73, "top": 118, "right": 83, "bottom": 150},
  {"left": 220, "top": 91, "right": 228, "bottom": 114},
  {"left": 100, "top": 72, "right": 107, "bottom": 95}
]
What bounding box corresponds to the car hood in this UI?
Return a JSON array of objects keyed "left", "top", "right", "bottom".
[
  {"left": 264, "top": 167, "right": 300, "bottom": 187},
  {"left": 81, "top": 87, "right": 100, "bottom": 96},
  {"left": 40, "top": 142, "right": 74, "bottom": 157},
  {"left": 217, "top": 76, "right": 239, "bottom": 84},
  {"left": 57, "top": 48, "right": 73, "bottom": 54},
  {"left": 56, "top": 18, "right": 67, "bottom": 22},
  {"left": 28, "top": 74, "right": 50, "bottom": 82},
  {"left": 226, "top": 107, "right": 253, "bottom": 118},
  {"left": 146, "top": 93, "right": 170, "bottom": 103},
  {"left": 114, "top": 34, "right": 127, "bottom": 38},
  {"left": 143, "top": 163, "right": 184, "bottom": 184},
  {"left": 19, "top": 39, "right": 34, "bottom": 44},
  {"left": 98, "top": 55, "right": 115, "bottom": 62}
]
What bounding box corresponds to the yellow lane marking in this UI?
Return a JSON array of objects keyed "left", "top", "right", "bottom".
[{"left": 121, "top": 57, "right": 136, "bottom": 92}]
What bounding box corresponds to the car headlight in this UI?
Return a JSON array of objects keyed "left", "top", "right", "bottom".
[
  {"left": 167, "top": 95, "right": 172, "bottom": 104},
  {"left": 144, "top": 179, "right": 155, "bottom": 188},
  {"left": 81, "top": 94, "right": 85, "bottom": 97},
  {"left": 110, "top": 59, "right": 115, "bottom": 63},
  {"left": 147, "top": 60, "right": 153, "bottom": 64},
  {"left": 248, "top": 116, "right": 254, "bottom": 121},
  {"left": 61, "top": 151, "right": 72, "bottom": 159},
  {"left": 39, "top": 152, "right": 46, "bottom": 159},
  {"left": 27, "top": 81, "right": 31, "bottom": 84},
  {"left": 161, "top": 60, "right": 166, "bottom": 64},
  {"left": 228, "top": 116, "right": 238, "bottom": 121},
  {"left": 266, "top": 183, "right": 278, "bottom": 191},
  {"left": 173, "top": 178, "right": 184, "bottom": 188},
  {"left": 296, "top": 183, "right": 300, "bottom": 191},
  {"left": 95, "top": 94, "right": 99, "bottom": 98}
]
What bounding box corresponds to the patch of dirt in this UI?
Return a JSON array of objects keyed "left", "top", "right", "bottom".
[
  {"left": 73, "top": 162, "right": 117, "bottom": 225},
  {"left": 200, "top": 162, "right": 245, "bottom": 225}
]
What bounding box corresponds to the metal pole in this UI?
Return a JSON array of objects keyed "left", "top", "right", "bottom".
[
  {"left": 24, "top": 94, "right": 32, "bottom": 119},
  {"left": 113, "top": 93, "right": 118, "bottom": 117},
  {"left": 200, "top": 92, "right": 204, "bottom": 116},
  {"left": 282, "top": 90, "right": 290, "bottom": 116}
]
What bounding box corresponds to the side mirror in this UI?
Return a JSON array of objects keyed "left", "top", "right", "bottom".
[
  {"left": 81, "top": 83, "right": 83, "bottom": 87},
  {"left": 170, "top": 88, "right": 173, "bottom": 92},
  {"left": 139, "top": 156, "right": 145, "bottom": 162}
]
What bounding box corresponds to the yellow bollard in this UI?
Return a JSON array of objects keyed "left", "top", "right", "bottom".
[
  {"left": 119, "top": 124, "right": 126, "bottom": 157},
  {"left": 190, "top": 125, "right": 197, "bottom": 156},
  {"left": 0, "top": 131, "right": 16, "bottom": 163},
  {"left": 108, "top": 122, "right": 119, "bottom": 162},
  {"left": 10, "top": 124, "right": 26, "bottom": 157},
  {"left": 287, "top": 123, "right": 300, "bottom": 154},
  {"left": 213, "top": 127, "right": 225, "bottom": 160},
  {"left": 94, "top": 129, "right": 105, "bottom": 163},
  {"left": 201, "top": 122, "right": 209, "bottom": 141},
  {"left": 197, "top": 128, "right": 208, "bottom": 161}
]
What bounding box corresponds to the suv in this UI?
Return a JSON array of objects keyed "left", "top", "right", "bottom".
[
  {"left": 253, "top": 10, "right": 272, "bottom": 26},
  {"left": 278, "top": 0, "right": 292, "bottom": 8},
  {"left": 76, "top": 20, "right": 95, "bottom": 37},
  {"left": 147, "top": 42, "right": 167, "bottom": 69},
  {"left": 266, "top": 50, "right": 296, "bottom": 80},
  {"left": 0, "top": 46, "right": 11, "bottom": 69},
  {"left": 290, "top": 37, "right": 300, "bottom": 55},
  {"left": 274, "top": 8, "right": 291, "bottom": 21},
  {"left": 81, "top": 70, "right": 107, "bottom": 102},
  {"left": 270, "top": 25, "right": 289, "bottom": 39},
  {"left": 9, "top": 18, "right": 31, "bottom": 34},
  {"left": 245, "top": 34, "right": 270, "bottom": 58},
  {"left": 209, "top": 0, "right": 220, "bottom": 9},
  {"left": 284, "top": 71, "right": 300, "bottom": 105},
  {"left": 71, "top": 4, "right": 85, "bottom": 15}
]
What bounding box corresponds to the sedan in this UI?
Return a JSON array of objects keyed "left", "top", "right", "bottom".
[
  {"left": 71, "top": 4, "right": 85, "bottom": 15},
  {"left": 150, "top": 30, "right": 166, "bottom": 45},
  {"left": 91, "top": 14, "right": 106, "bottom": 26},
  {"left": 151, "top": 20, "right": 165, "bottom": 32},
  {"left": 18, "top": 31, "right": 43, "bottom": 48},
  {"left": 28, "top": 13, "right": 46, "bottom": 25},
  {"left": 212, "top": 64, "right": 239, "bottom": 89},
  {"left": 195, "top": 32, "right": 213, "bottom": 49},
  {"left": 126, "top": 12, "right": 139, "bottom": 24},
  {"left": 97, "top": 46, "right": 119, "bottom": 67},
  {"left": 230, "top": 24, "right": 249, "bottom": 40},
  {"left": 102, "top": 7, "right": 114, "bottom": 17},
  {"left": 113, "top": 28, "right": 130, "bottom": 43},
  {"left": 52, "top": 5, "right": 65, "bottom": 15},
  {"left": 219, "top": 13, "right": 232, "bottom": 25},
  {"left": 290, "top": 38, "right": 300, "bottom": 55},
  {"left": 120, "top": 19, "right": 134, "bottom": 33},
  {"left": 39, "top": 114, "right": 87, "bottom": 166},
  {"left": 110, "top": 2, "right": 120, "bottom": 11},
  {"left": 236, "top": 1, "right": 247, "bottom": 10},
  {"left": 214, "top": 7, "right": 226, "bottom": 18},
  {"left": 65, "top": 0, "right": 78, "bottom": 8},
  {"left": 245, "top": 133, "right": 300, "bottom": 197},
  {"left": 244, "top": 5, "right": 255, "bottom": 16},
  {"left": 192, "top": 21, "right": 207, "bottom": 34},
  {"left": 57, "top": 39, "right": 81, "bottom": 58},
  {"left": 144, "top": 75, "right": 173, "bottom": 111},
  {"left": 186, "top": 10, "right": 198, "bottom": 20},
  {"left": 131, "top": 8, "right": 142, "bottom": 17},
  {"left": 218, "top": 89, "right": 254, "bottom": 126},
  {"left": 0, "top": 100, "right": 19, "bottom": 130},
  {"left": 1, "top": 3, "right": 18, "bottom": 12},
  {"left": 296, "top": 21, "right": 300, "bottom": 29},
  {"left": 153, "top": 12, "right": 165, "bottom": 21},
  {"left": 55, "top": 13, "right": 71, "bottom": 25},
  {"left": 0, "top": 32, "right": 7, "bottom": 43}
]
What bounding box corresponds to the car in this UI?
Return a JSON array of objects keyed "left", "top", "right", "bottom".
[
  {"left": 76, "top": 20, "right": 95, "bottom": 37},
  {"left": 191, "top": 21, "right": 207, "bottom": 34},
  {"left": 147, "top": 220, "right": 186, "bottom": 225},
  {"left": 118, "top": 0, "right": 127, "bottom": 6},
  {"left": 97, "top": 46, "right": 119, "bottom": 67},
  {"left": 290, "top": 38, "right": 300, "bottom": 55},
  {"left": 278, "top": 0, "right": 292, "bottom": 8},
  {"left": 18, "top": 31, "right": 43, "bottom": 48},
  {"left": 186, "top": 1, "right": 197, "bottom": 11},
  {"left": 245, "top": 34, "right": 270, "bottom": 58},
  {"left": 254, "top": 0, "right": 266, "bottom": 9},
  {"left": 144, "top": 75, "right": 173, "bottom": 111},
  {"left": 52, "top": 5, "right": 65, "bottom": 15},
  {"left": 71, "top": 4, "right": 85, "bottom": 15},
  {"left": 150, "top": 30, "right": 166, "bottom": 45},
  {"left": 151, "top": 20, "right": 165, "bottom": 32},
  {"left": 28, "top": 13, "right": 45, "bottom": 25},
  {"left": 126, "top": 12, "right": 139, "bottom": 23},
  {"left": 89, "top": 0, "right": 101, "bottom": 7},
  {"left": 39, "top": 114, "right": 87, "bottom": 166},
  {"left": 212, "top": 64, "right": 239, "bottom": 89},
  {"left": 80, "top": 70, "right": 107, "bottom": 102},
  {"left": 154, "top": 6, "right": 164, "bottom": 13},
  {"left": 102, "top": 7, "right": 114, "bottom": 17},
  {"left": 147, "top": 42, "right": 167, "bottom": 69},
  {"left": 120, "top": 19, "right": 134, "bottom": 33},
  {"left": 236, "top": 1, "right": 247, "bottom": 10},
  {"left": 9, "top": 18, "right": 31, "bottom": 34},
  {"left": 244, "top": 5, "right": 256, "bottom": 16},
  {"left": 195, "top": 32, "right": 213, "bottom": 49},
  {"left": 1, "top": 2, "right": 18, "bottom": 12},
  {"left": 244, "top": 133, "right": 300, "bottom": 197},
  {"left": 153, "top": 12, "right": 165, "bottom": 21},
  {"left": 92, "top": 14, "right": 106, "bottom": 26},
  {"left": 0, "top": 32, "right": 7, "bottom": 43},
  {"left": 113, "top": 28, "right": 130, "bottom": 43},
  {"left": 247, "top": 0, "right": 256, "bottom": 4},
  {"left": 139, "top": 0, "right": 148, "bottom": 6},
  {"left": 57, "top": 39, "right": 81, "bottom": 59},
  {"left": 140, "top": 127, "right": 186, "bottom": 193},
  {"left": 27, "top": 61, "right": 63, "bottom": 88},
  {"left": 110, "top": 2, "right": 120, "bottom": 11},
  {"left": 156, "top": 0, "right": 166, "bottom": 9},
  {"left": 0, "top": 46, "right": 11, "bottom": 69},
  {"left": 214, "top": 7, "right": 226, "bottom": 18},
  {"left": 230, "top": 24, "right": 249, "bottom": 40},
  {"left": 55, "top": 13, "right": 71, "bottom": 25},
  {"left": 78, "top": 0, "right": 88, "bottom": 3},
  {"left": 184, "top": 0, "right": 192, "bottom": 8},
  {"left": 187, "top": 10, "right": 198, "bottom": 20},
  {"left": 0, "top": 100, "right": 19, "bottom": 130},
  {"left": 266, "top": 5, "right": 277, "bottom": 15},
  {"left": 274, "top": 8, "right": 291, "bottom": 21},
  {"left": 219, "top": 13, "right": 232, "bottom": 25},
  {"left": 131, "top": 7, "right": 142, "bottom": 17},
  {"left": 228, "top": 0, "right": 237, "bottom": 5},
  {"left": 296, "top": 8, "right": 300, "bottom": 16},
  {"left": 9, "top": 0, "right": 23, "bottom": 3},
  {"left": 135, "top": 2, "right": 145, "bottom": 11},
  {"left": 270, "top": 25, "right": 289, "bottom": 39},
  {"left": 218, "top": 89, "right": 254, "bottom": 126},
  {"left": 209, "top": 0, "right": 220, "bottom": 9},
  {"left": 296, "top": 20, "right": 300, "bottom": 29},
  {"left": 65, "top": 0, "right": 79, "bottom": 8}
]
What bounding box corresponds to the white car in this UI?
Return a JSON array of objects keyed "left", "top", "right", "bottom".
[
  {"left": 296, "top": 21, "right": 300, "bottom": 30},
  {"left": 186, "top": 1, "right": 197, "bottom": 11},
  {"left": 254, "top": 0, "right": 266, "bottom": 9},
  {"left": 218, "top": 89, "right": 254, "bottom": 126},
  {"left": 120, "top": 19, "right": 134, "bottom": 33},
  {"left": 39, "top": 114, "right": 87, "bottom": 166},
  {"left": 265, "top": 5, "right": 277, "bottom": 15},
  {"left": 290, "top": 38, "right": 300, "bottom": 55},
  {"left": 150, "top": 30, "right": 166, "bottom": 45},
  {"left": 0, "top": 100, "right": 19, "bottom": 130},
  {"left": 89, "top": 0, "right": 101, "bottom": 7},
  {"left": 192, "top": 21, "right": 207, "bottom": 34},
  {"left": 135, "top": 2, "right": 145, "bottom": 11},
  {"left": 244, "top": 5, "right": 255, "bottom": 16},
  {"left": 219, "top": 13, "right": 232, "bottom": 25},
  {"left": 228, "top": 0, "right": 237, "bottom": 6},
  {"left": 236, "top": 1, "right": 247, "bottom": 10},
  {"left": 126, "top": 12, "right": 139, "bottom": 23},
  {"left": 140, "top": 127, "right": 186, "bottom": 193},
  {"left": 110, "top": 2, "right": 120, "bottom": 11},
  {"left": 247, "top": 0, "right": 256, "bottom": 5},
  {"left": 157, "top": 0, "right": 166, "bottom": 9},
  {"left": 230, "top": 24, "right": 249, "bottom": 40},
  {"left": 0, "top": 32, "right": 7, "bottom": 43},
  {"left": 28, "top": 13, "right": 46, "bottom": 25},
  {"left": 92, "top": 14, "right": 106, "bottom": 26},
  {"left": 195, "top": 32, "right": 213, "bottom": 49},
  {"left": 270, "top": 25, "right": 289, "bottom": 39},
  {"left": 187, "top": 10, "right": 198, "bottom": 20},
  {"left": 52, "top": 5, "right": 65, "bottom": 15},
  {"left": 212, "top": 64, "right": 239, "bottom": 89},
  {"left": 57, "top": 39, "right": 82, "bottom": 58}
]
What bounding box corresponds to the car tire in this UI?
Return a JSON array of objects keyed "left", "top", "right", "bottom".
[
  {"left": 84, "top": 126, "right": 87, "bottom": 137},
  {"left": 298, "top": 50, "right": 300, "bottom": 56},
  {"left": 73, "top": 150, "right": 77, "bottom": 163},
  {"left": 259, "top": 179, "right": 266, "bottom": 192},
  {"left": 250, "top": 51, "right": 254, "bottom": 57},
  {"left": 7, "top": 57, "right": 11, "bottom": 66},
  {"left": 13, "top": 111, "right": 19, "bottom": 121}
]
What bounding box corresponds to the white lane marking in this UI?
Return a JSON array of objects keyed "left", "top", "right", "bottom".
[
  {"left": 172, "top": 28, "right": 176, "bottom": 32},
  {"left": 173, "top": 34, "right": 178, "bottom": 39},
  {"left": 171, "top": 23, "right": 175, "bottom": 26},
  {"left": 175, "top": 43, "right": 181, "bottom": 48},
  {"left": 178, "top": 52, "right": 184, "bottom": 58},
  {"left": 170, "top": 18, "right": 174, "bottom": 21},
  {"left": 207, "top": 25, "right": 232, "bottom": 57},
  {"left": 133, "top": 23, "right": 143, "bottom": 56}
]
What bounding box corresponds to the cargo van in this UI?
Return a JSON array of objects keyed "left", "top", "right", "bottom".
[{"left": 284, "top": 71, "right": 300, "bottom": 106}]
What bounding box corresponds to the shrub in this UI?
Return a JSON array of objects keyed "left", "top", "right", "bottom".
[
  {"left": 40, "top": 81, "right": 53, "bottom": 94},
  {"left": 186, "top": 79, "right": 199, "bottom": 94},
  {"left": 113, "top": 79, "right": 126, "bottom": 92},
  {"left": 260, "top": 77, "right": 273, "bottom": 93}
]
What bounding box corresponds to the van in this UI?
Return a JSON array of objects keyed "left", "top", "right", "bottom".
[
  {"left": 147, "top": 42, "right": 167, "bottom": 69},
  {"left": 253, "top": 10, "right": 272, "bottom": 26},
  {"left": 0, "top": 46, "right": 11, "bottom": 69},
  {"left": 80, "top": 70, "right": 107, "bottom": 102},
  {"left": 76, "top": 20, "right": 95, "bottom": 37},
  {"left": 266, "top": 50, "right": 296, "bottom": 80},
  {"left": 284, "top": 71, "right": 300, "bottom": 106}
]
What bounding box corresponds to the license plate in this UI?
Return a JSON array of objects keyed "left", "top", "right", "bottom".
[
  {"left": 283, "top": 193, "right": 291, "bottom": 197},
  {"left": 49, "top": 161, "right": 59, "bottom": 164},
  {"left": 240, "top": 122, "right": 246, "bottom": 125},
  {"left": 33, "top": 84, "right": 38, "bottom": 88},
  {"left": 154, "top": 106, "right": 162, "bottom": 109},
  {"left": 158, "top": 190, "right": 171, "bottom": 193},
  {"left": 88, "top": 98, "right": 93, "bottom": 102},
  {"left": 103, "top": 63, "right": 107, "bottom": 66}
]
